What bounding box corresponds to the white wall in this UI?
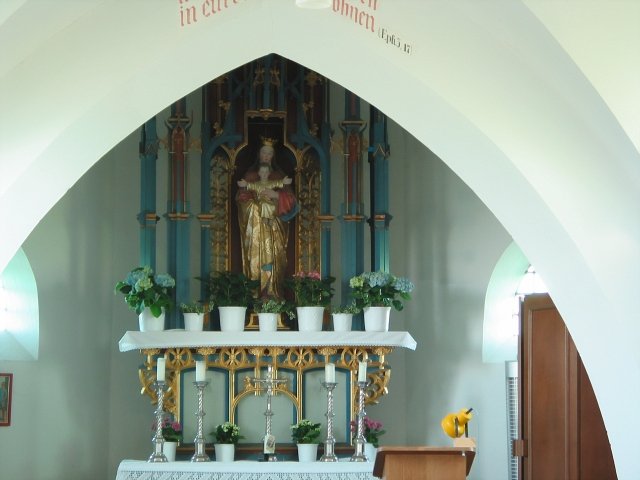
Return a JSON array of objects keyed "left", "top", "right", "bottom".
[
  {"left": 0, "top": 158, "right": 116, "bottom": 479},
  {"left": 387, "top": 122, "right": 512, "bottom": 480}
]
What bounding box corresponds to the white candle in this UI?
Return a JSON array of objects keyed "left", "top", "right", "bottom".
[
  {"left": 156, "top": 357, "right": 166, "bottom": 382},
  {"left": 358, "top": 361, "right": 367, "bottom": 383},
  {"left": 325, "top": 363, "right": 335, "bottom": 383},
  {"left": 196, "top": 360, "right": 206, "bottom": 382}
]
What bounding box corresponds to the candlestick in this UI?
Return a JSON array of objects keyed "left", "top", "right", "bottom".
[
  {"left": 350, "top": 380, "right": 369, "bottom": 462},
  {"left": 196, "top": 360, "right": 206, "bottom": 382},
  {"left": 325, "top": 363, "right": 335, "bottom": 383},
  {"left": 191, "top": 380, "right": 211, "bottom": 462},
  {"left": 320, "top": 381, "right": 338, "bottom": 462},
  {"left": 156, "top": 357, "right": 166, "bottom": 382},
  {"left": 358, "top": 361, "right": 367, "bottom": 383},
  {"left": 148, "top": 381, "right": 167, "bottom": 463},
  {"left": 251, "top": 365, "right": 288, "bottom": 462}
]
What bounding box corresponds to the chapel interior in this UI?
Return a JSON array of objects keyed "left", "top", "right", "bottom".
[{"left": 0, "top": 2, "right": 637, "bottom": 480}]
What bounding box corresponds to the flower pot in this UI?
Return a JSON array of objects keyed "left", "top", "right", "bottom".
[
  {"left": 364, "top": 442, "right": 377, "bottom": 462},
  {"left": 183, "top": 312, "right": 204, "bottom": 331},
  {"left": 258, "top": 312, "right": 278, "bottom": 332},
  {"left": 363, "top": 306, "right": 391, "bottom": 332},
  {"left": 296, "top": 306, "right": 324, "bottom": 332},
  {"left": 215, "top": 443, "right": 235, "bottom": 462},
  {"left": 219, "top": 306, "right": 246, "bottom": 332},
  {"left": 332, "top": 313, "right": 353, "bottom": 332},
  {"left": 163, "top": 441, "right": 177, "bottom": 461},
  {"left": 138, "top": 307, "right": 165, "bottom": 332},
  {"left": 296, "top": 443, "right": 318, "bottom": 462}
]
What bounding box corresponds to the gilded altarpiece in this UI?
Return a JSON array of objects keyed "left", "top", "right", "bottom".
[{"left": 134, "top": 55, "right": 402, "bottom": 449}]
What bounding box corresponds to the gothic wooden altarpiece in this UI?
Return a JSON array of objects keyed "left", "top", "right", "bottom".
[{"left": 132, "top": 54, "right": 397, "bottom": 450}]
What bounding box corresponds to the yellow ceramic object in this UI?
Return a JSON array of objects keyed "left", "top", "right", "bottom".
[{"left": 441, "top": 408, "right": 473, "bottom": 438}]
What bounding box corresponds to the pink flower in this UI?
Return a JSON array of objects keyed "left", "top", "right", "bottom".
[
  {"left": 307, "top": 271, "right": 321, "bottom": 280},
  {"left": 171, "top": 421, "right": 182, "bottom": 432}
]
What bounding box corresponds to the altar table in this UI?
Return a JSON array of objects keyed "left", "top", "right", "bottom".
[{"left": 116, "top": 460, "right": 377, "bottom": 480}]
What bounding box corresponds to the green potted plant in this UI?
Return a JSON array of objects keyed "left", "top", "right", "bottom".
[
  {"left": 115, "top": 266, "right": 175, "bottom": 331},
  {"left": 253, "top": 299, "right": 294, "bottom": 332},
  {"left": 152, "top": 416, "right": 182, "bottom": 461},
  {"left": 349, "top": 271, "right": 414, "bottom": 332},
  {"left": 290, "top": 419, "right": 322, "bottom": 462},
  {"left": 330, "top": 302, "right": 360, "bottom": 332},
  {"left": 211, "top": 421, "right": 243, "bottom": 462},
  {"left": 179, "top": 301, "right": 212, "bottom": 331},
  {"left": 350, "top": 416, "right": 385, "bottom": 461},
  {"left": 285, "top": 271, "right": 335, "bottom": 332},
  {"left": 200, "top": 271, "right": 259, "bottom": 332}
]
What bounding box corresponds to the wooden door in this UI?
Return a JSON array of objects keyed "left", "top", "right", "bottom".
[{"left": 518, "top": 294, "right": 616, "bottom": 479}]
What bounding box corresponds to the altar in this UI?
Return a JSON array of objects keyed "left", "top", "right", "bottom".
[{"left": 116, "top": 459, "right": 377, "bottom": 480}]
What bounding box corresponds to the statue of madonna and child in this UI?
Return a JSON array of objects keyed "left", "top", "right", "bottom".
[{"left": 236, "top": 137, "right": 299, "bottom": 299}]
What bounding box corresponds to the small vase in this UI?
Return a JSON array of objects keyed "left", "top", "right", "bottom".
[
  {"left": 215, "top": 443, "right": 235, "bottom": 462},
  {"left": 332, "top": 313, "right": 353, "bottom": 332},
  {"left": 163, "top": 441, "right": 177, "bottom": 461},
  {"left": 219, "top": 306, "right": 246, "bottom": 332},
  {"left": 363, "top": 306, "right": 391, "bottom": 332},
  {"left": 364, "top": 442, "right": 377, "bottom": 462},
  {"left": 296, "top": 443, "right": 318, "bottom": 462},
  {"left": 258, "top": 312, "right": 278, "bottom": 332},
  {"left": 183, "top": 312, "right": 204, "bottom": 331},
  {"left": 138, "top": 307, "right": 165, "bottom": 332},
  {"left": 296, "top": 306, "right": 325, "bottom": 332}
]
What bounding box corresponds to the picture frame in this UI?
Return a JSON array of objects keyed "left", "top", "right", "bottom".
[{"left": 0, "top": 373, "right": 13, "bottom": 426}]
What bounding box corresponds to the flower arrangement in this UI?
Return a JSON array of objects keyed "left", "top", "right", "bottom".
[
  {"left": 254, "top": 298, "right": 295, "bottom": 319},
  {"left": 200, "top": 271, "right": 259, "bottom": 307},
  {"left": 286, "top": 271, "right": 335, "bottom": 307},
  {"left": 152, "top": 416, "right": 183, "bottom": 442},
  {"left": 349, "top": 271, "right": 414, "bottom": 311},
  {"left": 115, "top": 266, "right": 175, "bottom": 317},
  {"left": 350, "top": 416, "right": 385, "bottom": 447},
  {"left": 179, "top": 301, "right": 212, "bottom": 314},
  {"left": 330, "top": 302, "right": 361, "bottom": 314},
  {"left": 211, "top": 421, "right": 243, "bottom": 444},
  {"left": 290, "top": 419, "right": 322, "bottom": 444}
]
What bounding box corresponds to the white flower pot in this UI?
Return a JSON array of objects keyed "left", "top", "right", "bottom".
[
  {"left": 163, "top": 441, "right": 177, "bottom": 461},
  {"left": 258, "top": 312, "right": 278, "bottom": 332},
  {"left": 219, "top": 306, "right": 246, "bottom": 332},
  {"left": 364, "top": 442, "right": 377, "bottom": 462},
  {"left": 138, "top": 307, "right": 165, "bottom": 332},
  {"left": 296, "top": 306, "right": 325, "bottom": 332},
  {"left": 332, "top": 313, "right": 353, "bottom": 332},
  {"left": 183, "top": 312, "right": 204, "bottom": 331},
  {"left": 215, "top": 443, "right": 235, "bottom": 462},
  {"left": 296, "top": 443, "right": 318, "bottom": 462},
  {"left": 363, "top": 306, "right": 391, "bottom": 332}
]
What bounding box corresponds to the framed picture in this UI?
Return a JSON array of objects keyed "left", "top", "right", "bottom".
[{"left": 0, "top": 373, "right": 12, "bottom": 426}]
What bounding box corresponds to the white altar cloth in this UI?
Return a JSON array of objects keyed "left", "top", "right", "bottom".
[
  {"left": 116, "top": 460, "right": 377, "bottom": 480},
  {"left": 118, "top": 331, "right": 417, "bottom": 352}
]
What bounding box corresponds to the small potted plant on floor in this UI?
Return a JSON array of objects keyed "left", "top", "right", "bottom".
[
  {"left": 291, "top": 419, "right": 322, "bottom": 462},
  {"left": 200, "top": 271, "right": 259, "bottom": 331},
  {"left": 179, "top": 301, "right": 212, "bottom": 331},
  {"left": 211, "top": 421, "right": 243, "bottom": 462}
]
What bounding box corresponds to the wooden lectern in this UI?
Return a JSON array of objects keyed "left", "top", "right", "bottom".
[{"left": 372, "top": 446, "right": 476, "bottom": 480}]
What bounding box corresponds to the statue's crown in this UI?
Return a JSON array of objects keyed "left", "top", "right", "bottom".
[{"left": 260, "top": 136, "right": 278, "bottom": 147}]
